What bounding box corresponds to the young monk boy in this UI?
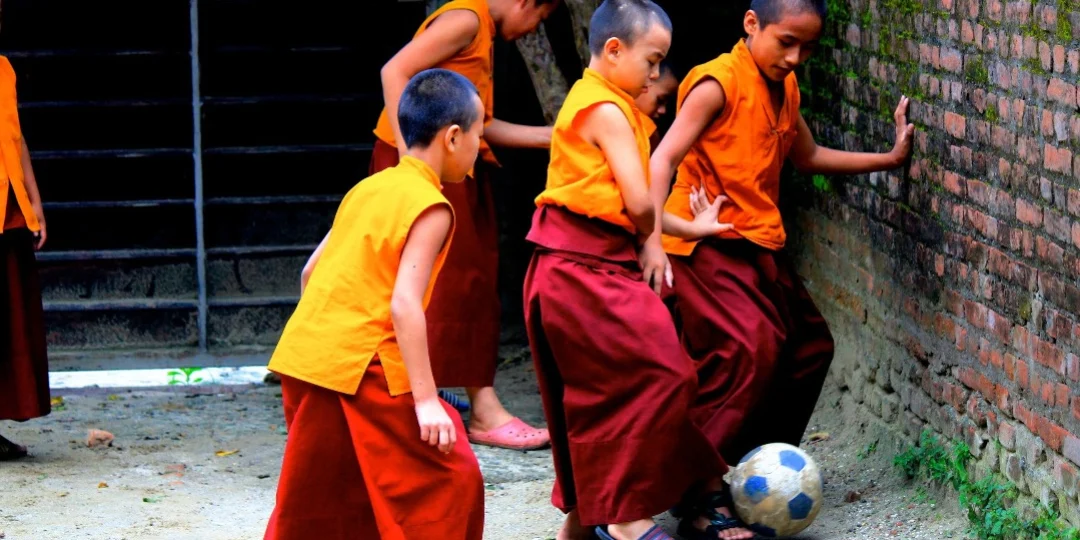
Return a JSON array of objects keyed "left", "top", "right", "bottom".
[
  {"left": 523, "top": 2, "right": 725, "bottom": 539},
  {"left": 367, "top": 0, "right": 560, "bottom": 451},
  {"left": 649, "top": 0, "right": 915, "bottom": 537},
  {"left": 264, "top": 68, "right": 486, "bottom": 540},
  {"left": 635, "top": 60, "right": 678, "bottom": 121},
  {"left": 635, "top": 60, "right": 679, "bottom": 150}
]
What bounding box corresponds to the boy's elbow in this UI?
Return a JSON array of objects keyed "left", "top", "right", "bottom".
[
  {"left": 389, "top": 292, "right": 421, "bottom": 323},
  {"left": 631, "top": 205, "right": 657, "bottom": 236},
  {"left": 380, "top": 61, "right": 399, "bottom": 84}
]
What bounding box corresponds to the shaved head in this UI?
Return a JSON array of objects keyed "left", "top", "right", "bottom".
[
  {"left": 750, "top": 0, "right": 826, "bottom": 28},
  {"left": 588, "top": 0, "right": 673, "bottom": 56}
]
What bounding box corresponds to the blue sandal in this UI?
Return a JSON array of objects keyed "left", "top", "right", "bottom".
[
  {"left": 594, "top": 524, "right": 674, "bottom": 540},
  {"left": 675, "top": 490, "right": 756, "bottom": 539},
  {"left": 438, "top": 389, "right": 470, "bottom": 413}
]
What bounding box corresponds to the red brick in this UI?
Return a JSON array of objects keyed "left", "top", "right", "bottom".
[
  {"left": 1048, "top": 78, "right": 1077, "bottom": 107},
  {"left": 999, "top": 420, "right": 1016, "bottom": 450},
  {"left": 1074, "top": 395, "right": 1080, "bottom": 422},
  {"left": 1070, "top": 50, "right": 1080, "bottom": 74},
  {"left": 1045, "top": 144, "right": 1073, "bottom": 174},
  {"left": 1068, "top": 189, "right": 1080, "bottom": 217},
  {"left": 943, "top": 171, "right": 965, "bottom": 195},
  {"left": 1042, "top": 110, "right": 1056, "bottom": 137},
  {"left": 1036, "top": 235, "right": 1065, "bottom": 265},
  {"left": 1073, "top": 222, "right": 1080, "bottom": 249},
  {"left": 1015, "top": 400, "right": 1035, "bottom": 430},
  {"left": 1036, "top": 338, "right": 1067, "bottom": 375},
  {"left": 1040, "top": 42, "right": 1053, "bottom": 71},
  {"left": 1069, "top": 353, "right": 1080, "bottom": 382},
  {"left": 959, "top": 366, "right": 979, "bottom": 390},
  {"left": 995, "top": 385, "right": 1010, "bottom": 411},
  {"left": 1045, "top": 209, "right": 1072, "bottom": 243},
  {"left": 941, "top": 48, "right": 963, "bottom": 73},
  {"left": 1037, "top": 415, "right": 1070, "bottom": 453},
  {"left": 1018, "top": 359, "right": 1030, "bottom": 388},
  {"left": 945, "top": 112, "right": 967, "bottom": 139},
  {"left": 1041, "top": 379, "right": 1054, "bottom": 405},
  {"left": 1017, "top": 198, "right": 1044, "bottom": 226},
  {"left": 1054, "top": 45, "right": 1066, "bottom": 73},
  {"left": 846, "top": 25, "right": 861, "bottom": 48},
  {"left": 1005, "top": 353, "right": 1018, "bottom": 380},
  {"left": 991, "top": 349, "right": 1004, "bottom": 370},
  {"left": 1056, "top": 384, "right": 1070, "bottom": 411},
  {"left": 961, "top": 20, "right": 975, "bottom": 44}
]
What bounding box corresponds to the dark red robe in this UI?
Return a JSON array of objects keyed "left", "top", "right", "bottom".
[{"left": 523, "top": 205, "right": 722, "bottom": 527}]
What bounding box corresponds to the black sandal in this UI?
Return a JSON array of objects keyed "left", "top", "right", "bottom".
[
  {"left": 0, "top": 434, "right": 28, "bottom": 461},
  {"left": 675, "top": 490, "right": 756, "bottom": 539}
]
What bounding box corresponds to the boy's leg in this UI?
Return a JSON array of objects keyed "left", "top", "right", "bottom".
[
  {"left": 527, "top": 251, "right": 722, "bottom": 527},
  {"left": 524, "top": 253, "right": 577, "bottom": 514},
  {"left": 669, "top": 241, "right": 788, "bottom": 467},
  {"left": 340, "top": 363, "right": 485, "bottom": 540},
  {"left": 725, "top": 254, "right": 835, "bottom": 460},
  {"left": 264, "top": 376, "right": 379, "bottom": 540}
]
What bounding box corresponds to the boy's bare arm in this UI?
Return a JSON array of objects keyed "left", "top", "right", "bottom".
[
  {"left": 649, "top": 79, "right": 732, "bottom": 241},
  {"left": 584, "top": 103, "right": 655, "bottom": 239},
  {"left": 391, "top": 204, "right": 456, "bottom": 454},
  {"left": 381, "top": 10, "right": 480, "bottom": 157},
  {"left": 19, "top": 138, "right": 46, "bottom": 250},
  {"left": 789, "top": 96, "right": 914, "bottom": 175},
  {"left": 300, "top": 230, "right": 331, "bottom": 294},
  {"left": 484, "top": 118, "right": 552, "bottom": 149}
]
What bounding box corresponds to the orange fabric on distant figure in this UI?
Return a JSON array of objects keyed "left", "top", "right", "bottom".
[
  {"left": 373, "top": 0, "right": 498, "bottom": 168},
  {"left": 662, "top": 39, "right": 800, "bottom": 255},
  {"left": 267, "top": 156, "right": 455, "bottom": 397},
  {"left": 263, "top": 363, "right": 484, "bottom": 540},
  {"left": 534, "top": 68, "right": 653, "bottom": 235},
  {"left": 0, "top": 56, "right": 38, "bottom": 234}
]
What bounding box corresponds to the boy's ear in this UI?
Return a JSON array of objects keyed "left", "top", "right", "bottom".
[
  {"left": 604, "top": 36, "right": 622, "bottom": 61},
  {"left": 744, "top": 10, "right": 760, "bottom": 36},
  {"left": 444, "top": 124, "right": 463, "bottom": 151}
]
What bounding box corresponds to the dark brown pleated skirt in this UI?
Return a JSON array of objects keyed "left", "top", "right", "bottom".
[{"left": 0, "top": 226, "right": 50, "bottom": 421}]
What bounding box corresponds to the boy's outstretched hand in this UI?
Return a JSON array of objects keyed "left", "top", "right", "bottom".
[
  {"left": 416, "top": 396, "right": 456, "bottom": 454},
  {"left": 689, "top": 185, "right": 734, "bottom": 238},
  {"left": 890, "top": 96, "right": 916, "bottom": 166}
]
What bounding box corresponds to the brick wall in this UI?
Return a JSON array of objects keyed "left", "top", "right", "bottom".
[{"left": 794, "top": 0, "right": 1080, "bottom": 524}]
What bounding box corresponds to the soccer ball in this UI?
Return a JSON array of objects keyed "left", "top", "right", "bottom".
[{"left": 729, "top": 442, "right": 823, "bottom": 537}]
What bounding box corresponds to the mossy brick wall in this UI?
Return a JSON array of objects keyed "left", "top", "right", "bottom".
[{"left": 792, "top": 0, "right": 1080, "bottom": 524}]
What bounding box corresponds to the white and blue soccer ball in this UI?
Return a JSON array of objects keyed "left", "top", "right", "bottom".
[{"left": 729, "top": 442, "right": 823, "bottom": 538}]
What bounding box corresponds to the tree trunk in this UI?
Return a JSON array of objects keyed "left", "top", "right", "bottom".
[
  {"left": 513, "top": 26, "right": 571, "bottom": 124},
  {"left": 564, "top": 0, "right": 599, "bottom": 66}
]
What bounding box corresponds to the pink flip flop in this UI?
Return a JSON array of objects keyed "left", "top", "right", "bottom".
[{"left": 467, "top": 417, "right": 550, "bottom": 451}]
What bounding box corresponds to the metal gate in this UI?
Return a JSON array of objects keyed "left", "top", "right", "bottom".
[{"left": 3, "top": 0, "right": 423, "bottom": 370}]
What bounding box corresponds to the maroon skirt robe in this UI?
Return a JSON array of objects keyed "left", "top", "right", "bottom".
[
  {"left": 669, "top": 239, "right": 835, "bottom": 468},
  {"left": 523, "top": 205, "right": 723, "bottom": 527},
  {"left": 0, "top": 186, "right": 49, "bottom": 422}
]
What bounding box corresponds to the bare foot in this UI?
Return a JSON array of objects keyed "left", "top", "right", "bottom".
[
  {"left": 0, "top": 433, "right": 27, "bottom": 461},
  {"left": 557, "top": 509, "right": 594, "bottom": 540},
  {"left": 608, "top": 518, "right": 661, "bottom": 540},
  {"left": 465, "top": 386, "right": 516, "bottom": 432}
]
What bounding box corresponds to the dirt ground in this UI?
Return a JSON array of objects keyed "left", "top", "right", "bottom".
[{"left": 0, "top": 348, "right": 968, "bottom": 539}]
